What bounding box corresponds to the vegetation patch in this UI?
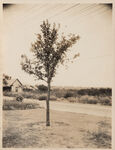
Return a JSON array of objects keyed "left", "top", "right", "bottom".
[
  {"left": 16, "top": 95, "right": 24, "bottom": 102},
  {"left": 37, "top": 84, "right": 48, "bottom": 92},
  {"left": 3, "top": 99, "right": 40, "bottom": 110},
  {"left": 77, "top": 88, "right": 112, "bottom": 96},
  {"left": 64, "top": 92, "right": 74, "bottom": 98},
  {"left": 3, "top": 132, "right": 24, "bottom": 148},
  {"left": 79, "top": 95, "right": 98, "bottom": 104},
  {"left": 98, "top": 96, "right": 112, "bottom": 106},
  {"left": 86, "top": 121, "right": 111, "bottom": 148},
  {"left": 39, "top": 95, "right": 57, "bottom": 101},
  {"left": 3, "top": 87, "right": 112, "bottom": 106}
]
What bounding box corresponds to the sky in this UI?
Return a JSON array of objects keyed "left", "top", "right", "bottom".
[{"left": 3, "top": 3, "right": 113, "bottom": 87}]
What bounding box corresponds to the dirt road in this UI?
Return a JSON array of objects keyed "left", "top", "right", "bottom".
[
  {"left": 3, "top": 96, "right": 111, "bottom": 117},
  {"left": 37, "top": 100, "right": 111, "bottom": 117}
]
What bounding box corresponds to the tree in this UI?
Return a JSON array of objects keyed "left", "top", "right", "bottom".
[
  {"left": 3, "top": 74, "right": 11, "bottom": 85},
  {"left": 37, "top": 84, "right": 48, "bottom": 92},
  {"left": 21, "top": 20, "right": 80, "bottom": 126}
]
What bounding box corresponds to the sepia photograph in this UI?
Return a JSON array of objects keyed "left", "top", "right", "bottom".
[{"left": 1, "top": 1, "right": 113, "bottom": 149}]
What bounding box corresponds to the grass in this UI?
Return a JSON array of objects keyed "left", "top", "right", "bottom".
[
  {"left": 3, "top": 108, "right": 111, "bottom": 148},
  {"left": 86, "top": 121, "right": 111, "bottom": 148},
  {"left": 3, "top": 134, "right": 21, "bottom": 148},
  {"left": 3, "top": 99, "right": 40, "bottom": 110}
]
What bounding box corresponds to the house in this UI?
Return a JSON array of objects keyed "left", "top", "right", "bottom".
[{"left": 3, "top": 78, "right": 23, "bottom": 93}]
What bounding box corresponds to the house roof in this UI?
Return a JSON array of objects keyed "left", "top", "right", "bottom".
[{"left": 3, "top": 78, "right": 22, "bottom": 87}]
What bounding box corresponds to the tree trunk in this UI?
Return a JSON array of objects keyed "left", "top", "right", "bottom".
[{"left": 46, "top": 81, "right": 50, "bottom": 126}]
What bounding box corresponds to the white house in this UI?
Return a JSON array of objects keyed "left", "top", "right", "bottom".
[{"left": 3, "top": 78, "right": 23, "bottom": 93}]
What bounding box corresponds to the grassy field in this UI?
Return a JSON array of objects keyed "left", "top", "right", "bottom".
[{"left": 3, "top": 98, "right": 111, "bottom": 148}]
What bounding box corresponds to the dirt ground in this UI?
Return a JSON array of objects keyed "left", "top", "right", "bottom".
[{"left": 3, "top": 108, "right": 111, "bottom": 148}]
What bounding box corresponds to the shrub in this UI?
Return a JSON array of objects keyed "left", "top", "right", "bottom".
[
  {"left": 87, "top": 96, "right": 98, "bottom": 104},
  {"left": 39, "top": 95, "right": 47, "bottom": 100},
  {"left": 68, "top": 97, "right": 78, "bottom": 103},
  {"left": 77, "top": 88, "right": 112, "bottom": 96},
  {"left": 38, "top": 95, "right": 57, "bottom": 101},
  {"left": 23, "top": 88, "right": 33, "bottom": 92},
  {"left": 98, "top": 96, "right": 112, "bottom": 106},
  {"left": 64, "top": 92, "right": 74, "bottom": 98},
  {"left": 37, "top": 84, "right": 48, "bottom": 92},
  {"left": 78, "top": 95, "right": 89, "bottom": 104},
  {"left": 16, "top": 96, "right": 24, "bottom": 102},
  {"left": 79, "top": 95, "right": 98, "bottom": 104}
]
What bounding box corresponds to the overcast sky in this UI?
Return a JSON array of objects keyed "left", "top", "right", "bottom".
[{"left": 3, "top": 3, "right": 113, "bottom": 87}]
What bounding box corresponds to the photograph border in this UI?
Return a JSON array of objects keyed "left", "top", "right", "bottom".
[{"left": 0, "top": 0, "right": 114, "bottom": 150}]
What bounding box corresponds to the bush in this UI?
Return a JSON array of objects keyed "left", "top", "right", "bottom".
[
  {"left": 68, "top": 97, "right": 78, "bottom": 103},
  {"left": 23, "top": 88, "right": 33, "bottom": 92},
  {"left": 37, "top": 84, "right": 48, "bottom": 92},
  {"left": 38, "top": 95, "right": 57, "bottom": 101},
  {"left": 77, "top": 88, "right": 112, "bottom": 96},
  {"left": 64, "top": 92, "right": 74, "bottom": 98},
  {"left": 87, "top": 96, "right": 98, "bottom": 104},
  {"left": 98, "top": 96, "right": 111, "bottom": 106},
  {"left": 16, "top": 96, "right": 24, "bottom": 102},
  {"left": 39, "top": 95, "right": 47, "bottom": 100},
  {"left": 79, "top": 95, "right": 98, "bottom": 104},
  {"left": 78, "top": 95, "right": 89, "bottom": 104}
]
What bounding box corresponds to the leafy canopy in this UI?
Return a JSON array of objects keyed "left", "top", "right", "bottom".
[{"left": 21, "top": 20, "right": 80, "bottom": 83}]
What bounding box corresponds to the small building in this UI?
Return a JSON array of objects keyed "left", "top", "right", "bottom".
[
  {"left": 3, "top": 78, "right": 23, "bottom": 93},
  {"left": 23, "top": 85, "right": 36, "bottom": 91}
]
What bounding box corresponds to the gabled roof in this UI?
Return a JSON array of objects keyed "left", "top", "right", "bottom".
[{"left": 3, "top": 78, "right": 22, "bottom": 87}]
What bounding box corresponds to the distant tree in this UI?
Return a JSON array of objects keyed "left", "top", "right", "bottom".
[
  {"left": 21, "top": 20, "right": 80, "bottom": 126},
  {"left": 37, "top": 84, "right": 48, "bottom": 92},
  {"left": 3, "top": 74, "right": 11, "bottom": 85}
]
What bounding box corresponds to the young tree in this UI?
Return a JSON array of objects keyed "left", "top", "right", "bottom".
[{"left": 21, "top": 20, "right": 80, "bottom": 126}]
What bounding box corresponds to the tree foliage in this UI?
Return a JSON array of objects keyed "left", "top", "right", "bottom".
[{"left": 21, "top": 20, "right": 80, "bottom": 83}]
